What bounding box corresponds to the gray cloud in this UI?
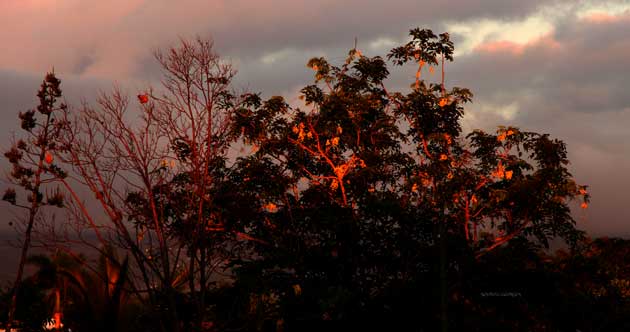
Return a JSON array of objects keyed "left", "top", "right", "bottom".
[
  {"left": 440, "top": 11, "right": 630, "bottom": 236},
  {"left": 0, "top": 0, "right": 548, "bottom": 81}
]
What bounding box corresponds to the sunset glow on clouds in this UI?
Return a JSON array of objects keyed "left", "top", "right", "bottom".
[
  {"left": 0, "top": 0, "right": 147, "bottom": 76},
  {"left": 471, "top": 35, "right": 563, "bottom": 56},
  {"left": 582, "top": 12, "right": 628, "bottom": 23},
  {"left": 446, "top": 15, "right": 554, "bottom": 56},
  {"left": 1, "top": 0, "right": 630, "bottom": 235}
]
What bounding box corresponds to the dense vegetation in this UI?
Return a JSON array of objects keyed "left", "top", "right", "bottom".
[{"left": 2, "top": 28, "right": 626, "bottom": 332}]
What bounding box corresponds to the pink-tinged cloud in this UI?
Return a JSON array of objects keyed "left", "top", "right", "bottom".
[
  {"left": 0, "top": 0, "right": 547, "bottom": 80},
  {"left": 0, "top": 0, "right": 147, "bottom": 77},
  {"left": 581, "top": 11, "right": 629, "bottom": 24},
  {"left": 475, "top": 41, "right": 526, "bottom": 55},
  {"left": 473, "top": 34, "right": 562, "bottom": 56}
]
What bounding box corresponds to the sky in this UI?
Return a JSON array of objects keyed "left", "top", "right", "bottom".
[{"left": 1, "top": 0, "right": 629, "bottom": 237}]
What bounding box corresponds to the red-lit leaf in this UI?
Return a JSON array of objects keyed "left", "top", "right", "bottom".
[
  {"left": 45, "top": 151, "right": 53, "bottom": 164},
  {"left": 138, "top": 94, "right": 149, "bottom": 104}
]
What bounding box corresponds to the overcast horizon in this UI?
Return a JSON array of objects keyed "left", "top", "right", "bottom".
[{"left": 2, "top": 0, "right": 630, "bottom": 239}]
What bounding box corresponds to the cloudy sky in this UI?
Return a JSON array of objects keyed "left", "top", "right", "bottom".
[{"left": 1, "top": 0, "right": 629, "bottom": 237}]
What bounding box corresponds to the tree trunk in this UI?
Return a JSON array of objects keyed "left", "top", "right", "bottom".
[
  {"left": 6, "top": 100, "right": 51, "bottom": 331},
  {"left": 54, "top": 287, "right": 62, "bottom": 330},
  {"left": 5, "top": 213, "right": 36, "bottom": 331},
  {"left": 439, "top": 219, "right": 448, "bottom": 332}
]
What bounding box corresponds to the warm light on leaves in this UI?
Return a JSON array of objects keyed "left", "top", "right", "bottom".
[
  {"left": 331, "top": 137, "right": 339, "bottom": 147},
  {"left": 444, "top": 133, "right": 452, "bottom": 145},
  {"left": 293, "top": 123, "right": 307, "bottom": 141},
  {"left": 505, "top": 170, "right": 513, "bottom": 180},
  {"left": 439, "top": 154, "right": 448, "bottom": 161},
  {"left": 263, "top": 202, "right": 278, "bottom": 213},
  {"left": 330, "top": 179, "right": 339, "bottom": 191},
  {"left": 581, "top": 202, "right": 589, "bottom": 209},
  {"left": 160, "top": 159, "right": 176, "bottom": 168},
  {"left": 334, "top": 164, "right": 349, "bottom": 178},
  {"left": 439, "top": 98, "right": 448, "bottom": 108},
  {"left": 492, "top": 161, "right": 505, "bottom": 179}
]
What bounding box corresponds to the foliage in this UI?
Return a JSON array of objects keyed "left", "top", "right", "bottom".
[
  {"left": 1, "top": 29, "right": 597, "bottom": 332},
  {"left": 214, "top": 28, "right": 588, "bottom": 330}
]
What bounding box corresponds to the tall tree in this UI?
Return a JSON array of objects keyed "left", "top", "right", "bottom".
[
  {"left": 387, "top": 28, "right": 588, "bottom": 330},
  {"left": 2, "top": 28, "right": 590, "bottom": 332},
  {"left": 223, "top": 28, "right": 588, "bottom": 331},
  {"left": 3, "top": 72, "right": 67, "bottom": 330},
  {"left": 57, "top": 37, "right": 252, "bottom": 331}
]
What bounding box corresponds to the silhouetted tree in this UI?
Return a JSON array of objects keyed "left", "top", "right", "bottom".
[
  {"left": 221, "top": 28, "right": 588, "bottom": 331},
  {"left": 2, "top": 72, "right": 68, "bottom": 330},
  {"left": 57, "top": 37, "right": 253, "bottom": 331},
  {"left": 2, "top": 28, "right": 592, "bottom": 332}
]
